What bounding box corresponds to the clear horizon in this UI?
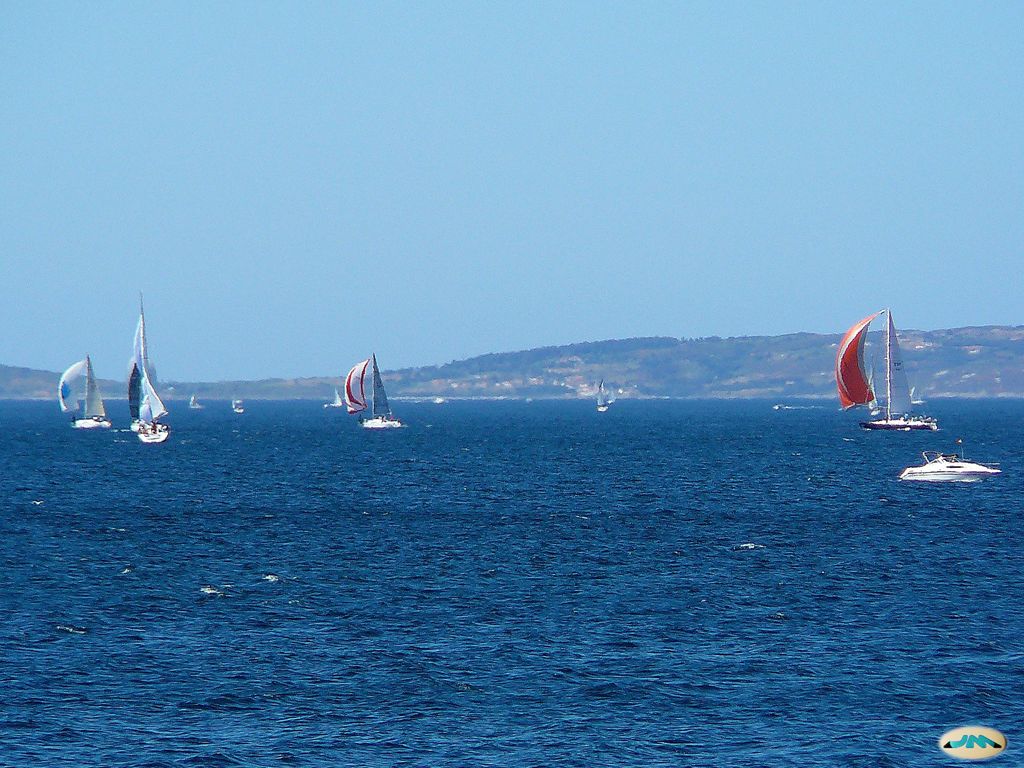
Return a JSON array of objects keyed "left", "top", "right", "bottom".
[{"left": 3, "top": 3, "right": 1022, "bottom": 380}]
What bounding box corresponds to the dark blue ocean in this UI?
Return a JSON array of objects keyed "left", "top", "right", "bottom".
[{"left": 1, "top": 399, "right": 1021, "bottom": 767}]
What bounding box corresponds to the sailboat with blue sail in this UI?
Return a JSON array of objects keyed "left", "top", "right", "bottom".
[{"left": 59, "top": 355, "right": 112, "bottom": 429}]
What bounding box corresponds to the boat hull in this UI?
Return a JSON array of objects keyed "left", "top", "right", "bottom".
[
  {"left": 361, "top": 416, "right": 403, "bottom": 429},
  {"left": 900, "top": 466, "right": 1001, "bottom": 482},
  {"left": 73, "top": 417, "right": 111, "bottom": 429},
  {"left": 597, "top": 405, "right": 609, "bottom": 412},
  {"left": 137, "top": 423, "right": 170, "bottom": 444},
  {"left": 860, "top": 418, "right": 937, "bottom": 431}
]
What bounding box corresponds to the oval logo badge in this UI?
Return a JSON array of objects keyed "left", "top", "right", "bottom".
[{"left": 939, "top": 726, "right": 1007, "bottom": 760}]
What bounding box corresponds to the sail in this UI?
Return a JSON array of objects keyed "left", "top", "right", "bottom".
[
  {"left": 83, "top": 356, "right": 106, "bottom": 418},
  {"left": 597, "top": 379, "right": 608, "bottom": 407},
  {"left": 835, "top": 312, "right": 881, "bottom": 409},
  {"left": 58, "top": 359, "right": 88, "bottom": 413},
  {"left": 189, "top": 395, "right": 197, "bottom": 407},
  {"left": 344, "top": 359, "right": 369, "bottom": 414},
  {"left": 133, "top": 312, "right": 147, "bottom": 372},
  {"left": 880, "top": 311, "right": 912, "bottom": 415},
  {"left": 128, "top": 363, "right": 142, "bottom": 420},
  {"left": 139, "top": 369, "right": 167, "bottom": 422},
  {"left": 371, "top": 354, "right": 390, "bottom": 417},
  {"left": 332, "top": 388, "right": 344, "bottom": 406}
]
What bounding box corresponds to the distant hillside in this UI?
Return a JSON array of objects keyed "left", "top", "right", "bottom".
[
  {"left": 386, "top": 326, "right": 1024, "bottom": 399},
  {"left": 0, "top": 365, "right": 122, "bottom": 400},
  {"left": 5, "top": 325, "right": 1024, "bottom": 401}
]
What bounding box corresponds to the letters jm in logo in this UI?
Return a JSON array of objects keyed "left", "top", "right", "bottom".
[
  {"left": 945, "top": 734, "right": 1002, "bottom": 750},
  {"left": 939, "top": 726, "right": 1007, "bottom": 761}
]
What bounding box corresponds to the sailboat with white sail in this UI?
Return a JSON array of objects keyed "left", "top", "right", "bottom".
[
  {"left": 59, "top": 356, "right": 112, "bottom": 429},
  {"left": 344, "top": 354, "right": 403, "bottom": 428},
  {"left": 128, "top": 297, "right": 170, "bottom": 443},
  {"left": 835, "top": 309, "right": 937, "bottom": 431},
  {"left": 189, "top": 394, "right": 204, "bottom": 410},
  {"left": 232, "top": 399, "right": 245, "bottom": 414},
  {"left": 323, "top": 388, "right": 345, "bottom": 409},
  {"left": 596, "top": 379, "right": 611, "bottom": 412}
]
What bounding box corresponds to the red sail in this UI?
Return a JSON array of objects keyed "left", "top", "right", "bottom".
[{"left": 835, "top": 312, "right": 881, "bottom": 409}]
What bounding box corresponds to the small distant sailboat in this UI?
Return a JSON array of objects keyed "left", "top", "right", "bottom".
[
  {"left": 128, "top": 296, "right": 169, "bottom": 443},
  {"left": 58, "top": 356, "right": 112, "bottom": 429},
  {"left": 137, "top": 370, "right": 170, "bottom": 443},
  {"left": 323, "top": 388, "right": 345, "bottom": 409},
  {"left": 232, "top": 399, "right": 245, "bottom": 414},
  {"left": 596, "top": 379, "right": 611, "bottom": 412},
  {"left": 432, "top": 396, "right": 446, "bottom": 405},
  {"left": 836, "top": 309, "right": 937, "bottom": 431},
  {"left": 189, "top": 394, "right": 204, "bottom": 410},
  {"left": 344, "top": 354, "right": 402, "bottom": 428}
]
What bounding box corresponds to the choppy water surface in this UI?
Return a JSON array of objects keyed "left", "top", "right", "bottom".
[{"left": 1, "top": 399, "right": 1022, "bottom": 767}]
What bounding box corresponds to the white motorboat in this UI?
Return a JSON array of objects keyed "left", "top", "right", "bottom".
[
  {"left": 344, "top": 354, "right": 403, "bottom": 428},
  {"left": 232, "top": 399, "right": 245, "bottom": 414},
  {"left": 323, "top": 388, "right": 345, "bottom": 409},
  {"left": 59, "top": 356, "right": 112, "bottom": 429},
  {"left": 836, "top": 308, "right": 937, "bottom": 431},
  {"left": 900, "top": 450, "right": 1001, "bottom": 482},
  {"left": 128, "top": 296, "right": 171, "bottom": 443}
]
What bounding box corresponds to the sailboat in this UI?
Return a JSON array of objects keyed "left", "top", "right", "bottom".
[
  {"left": 344, "top": 354, "right": 402, "bottom": 428},
  {"left": 596, "top": 379, "right": 611, "bottom": 412},
  {"left": 58, "top": 356, "right": 112, "bottom": 428},
  {"left": 323, "top": 388, "right": 345, "bottom": 409},
  {"left": 835, "top": 309, "right": 937, "bottom": 431},
  {"left": 232, "top": 399, "right": 245, "bottom": 414},
  {"left": 188, "top": 394, "right": 204, "bottom": 410},
  {"left": 128, "top": 296, "right": 170, "bottom": 443}
]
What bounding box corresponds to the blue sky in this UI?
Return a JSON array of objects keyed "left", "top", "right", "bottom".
[{"left": 2, "top": 3, "right": 1021, "bottom": 380}]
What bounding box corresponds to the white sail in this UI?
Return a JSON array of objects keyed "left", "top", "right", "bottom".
[
  {"left": 370, "top": 354, "right": 390, "bottom": 417},
  {"left": 597, "top": 379, "right": 608, "bottom": 408},
  {"left": 133, "top": 312, "right": 146, "bottom": 371},
  {"left": 83, "top": 356, "right": 107, "bottom": 418},
  {"left": 882, "top": 311, "right": 912, "bottom": 416},
  {"left": 333, "top": 388, "right": 344, "bottom": 406},
  {"left": 140, "top": 369, "right": 167, "bottom": 422},
  {"left": 344, "top": 359, "right": 370, "bottom": 414},
  {"left": 58, "top": 359, "right": 88, "bottom": 412}
]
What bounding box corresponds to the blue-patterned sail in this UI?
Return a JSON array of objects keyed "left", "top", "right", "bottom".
[{"left": 58, "top": 359, "right": 88, "bottom": 413}]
